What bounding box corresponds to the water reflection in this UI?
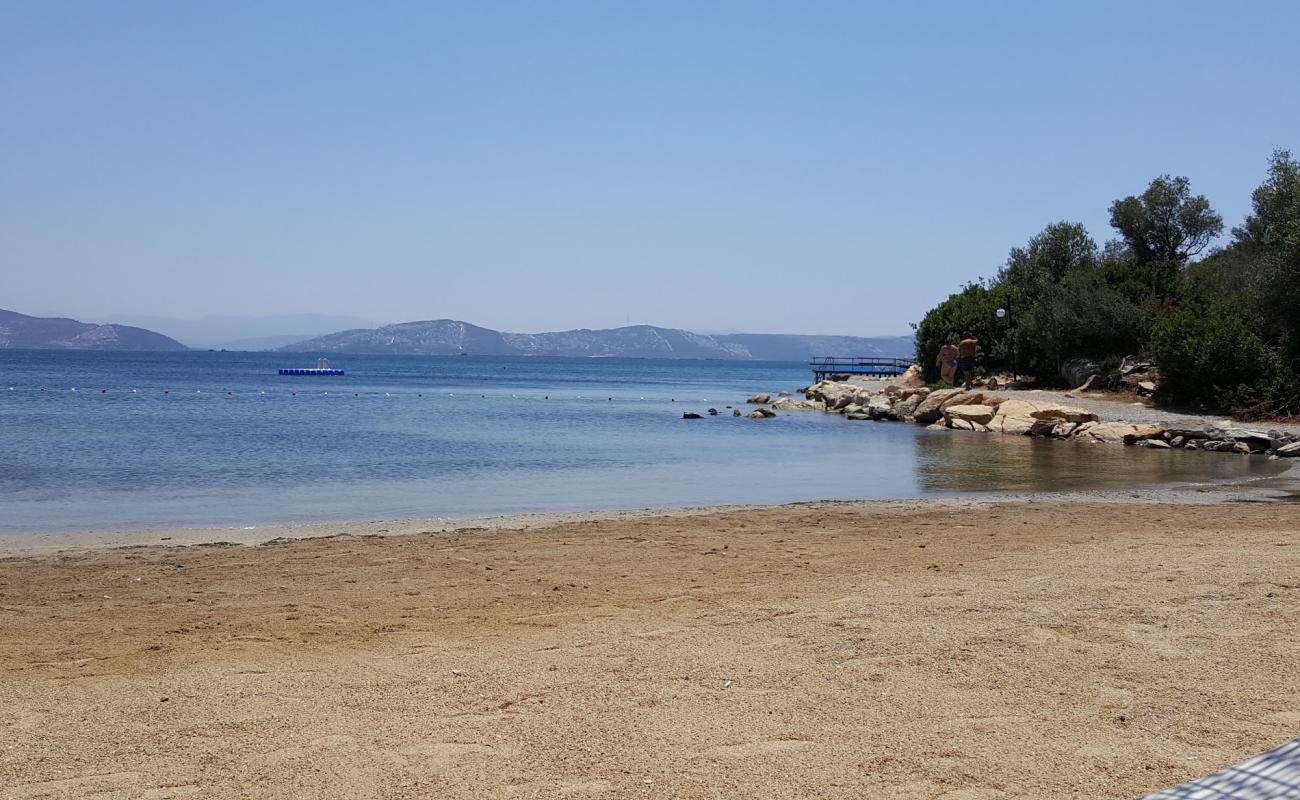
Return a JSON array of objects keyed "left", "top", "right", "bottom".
[{"left": 912, "top": 429, "right": 1290, "bottom": 493}]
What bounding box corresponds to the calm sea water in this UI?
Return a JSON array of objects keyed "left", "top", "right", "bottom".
[{"left": 0, "top": 351, "right": 1286, "bottom": 533}]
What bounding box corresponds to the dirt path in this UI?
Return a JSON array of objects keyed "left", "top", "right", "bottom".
[{"left": 2, "top": 502, "right": 1298, "bottom": 799}]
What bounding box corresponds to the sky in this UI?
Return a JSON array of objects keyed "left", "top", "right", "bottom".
[{"left": 2, "top": 1, "right": 1297, "bottom": 337}]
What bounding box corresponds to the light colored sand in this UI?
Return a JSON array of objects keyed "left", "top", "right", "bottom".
[{"left": 2, "top": 500, "right": 1298, "bottom": 799}]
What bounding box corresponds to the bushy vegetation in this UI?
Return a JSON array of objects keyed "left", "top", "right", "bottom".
[{"left": 915, "top": 149, "right": 1300, "bottom": 417}]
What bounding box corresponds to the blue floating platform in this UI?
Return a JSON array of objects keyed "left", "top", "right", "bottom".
[{"left": 278, "top": 368, "right": 345, "bottom": 376}]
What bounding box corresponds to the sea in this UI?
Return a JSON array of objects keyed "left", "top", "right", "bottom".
[{"left": 0, "top": 350, "right": 1286, "bottom": 533}]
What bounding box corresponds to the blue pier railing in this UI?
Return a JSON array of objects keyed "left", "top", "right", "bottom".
[{"left": 810, "top": 357, "right": 913, "bottom": 381}]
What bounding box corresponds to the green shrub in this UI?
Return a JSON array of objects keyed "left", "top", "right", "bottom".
[{"left": 1151, "top": 311, "right": 1298, "bottom": 415}]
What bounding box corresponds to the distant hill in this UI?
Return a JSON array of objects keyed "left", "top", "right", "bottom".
[
  {"left": 0, "top": 309, "right": 187, "bottom": 351},
  {"left": 109, "top": 313, "right": 380, "bottom": 350},
  {"left": 211, "top": 334, "right": 320, "bottom": 352},
  {"left": 281, "top": 320, "right": 914, "bottom": 361},
  {"left": 713, "top": 333, "right": 916, "bottom": 362}
]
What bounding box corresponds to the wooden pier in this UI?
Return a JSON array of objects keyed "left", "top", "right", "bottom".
[{"left": 810, "top": 357, "right": 914, "bottom": 382}]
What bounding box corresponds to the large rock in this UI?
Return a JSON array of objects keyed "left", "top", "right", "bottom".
[
  {"left": 911, "top": 388, "right": 967, "bottom": 424},
  {"left": 1081, "top": 421, "right": 1139, "bottom": 443},
  {"left": 866, "top": 394, "right": 895, "bottom": 420},
  {"left": 890, "top": 364, "right": 925, "bottom": 390},
  {"left": 1215, "top": 428, "right": 1272, "bottom": 445},
  {"left": 1122, "top": 425, "right": 1165, "bottom": 445},
  {"left": 1165, "top": 428, "right": 1211, "bottom": 440},
  {"left": 944, "top": 404, "right": 996, "bottom": 426},
  {"left": 746, "top": 393, "right": 772, "bottom": 404},
  {"left": 893, "top": 392, "right": 925, "bottom": 421},
  {"left": 747, "top": 408, "right": 776, "bottom": 419},
  {"left": 1030, "top": 405, "right": 1099, "bottom": 424},
  {"left": 1276, "top": 442, "right": 1300, "bottom": 457},
  {"left": 805, "top": 381, "right": 868, "bottom": 411},
  {"left": 1061, "top": 358, "right": 1102, "bottom": 388},
  {"left": 988, "top": 398, "right": 1096, "bottom": 435},
  {"left": 771, "top": 397, "right": 825, "bottom": 412}
]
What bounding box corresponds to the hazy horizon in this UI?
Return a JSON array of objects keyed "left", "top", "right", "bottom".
[{"left": 4, "top": 2, "right": 1297, "bottom": 335}]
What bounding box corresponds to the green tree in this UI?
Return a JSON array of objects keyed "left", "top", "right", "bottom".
[
  {"left": 913, "top": 282, "right": 1011, "bottom": 382},
  {"left": 1108, "top": 175, "right": 1223, "bottom": 264}
]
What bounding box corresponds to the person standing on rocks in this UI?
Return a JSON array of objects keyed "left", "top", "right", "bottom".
[
  {"left": 937, "top": 343, "right": 959, "bottom": 386},
  {"left": 957, "top": 334, "right": 979, "bottom": 389}
]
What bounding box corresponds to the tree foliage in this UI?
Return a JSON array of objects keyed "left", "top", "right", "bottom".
[
  {"left": 1108, "top": 175, "right": 1223, "bottom": 263},
  {"left": 914, "top": 152, "right": 1300, "bottom": 417}
]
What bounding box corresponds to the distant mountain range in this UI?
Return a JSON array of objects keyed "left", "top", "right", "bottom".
[
  {"left": 0, "top": 309, "right": 187, "bottom": 351},
  {"left": 106, "top": 313, "right": 380, "bottom": 350},
  {"left": 280, "top": 320, "right": 914, "bottom": 361}
]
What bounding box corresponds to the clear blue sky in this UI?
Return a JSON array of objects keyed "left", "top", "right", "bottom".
[{"left": 2, "top": 1, "right": 1296, "bottom": 336}]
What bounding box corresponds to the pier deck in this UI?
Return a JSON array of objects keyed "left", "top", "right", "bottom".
[{"left": 810, "top": 357, "right": 913, "bottom": 382}]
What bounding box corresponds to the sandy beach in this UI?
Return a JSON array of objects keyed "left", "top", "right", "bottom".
[{"left": 2, "top": 499, "right": 1298, "bottom": 799}]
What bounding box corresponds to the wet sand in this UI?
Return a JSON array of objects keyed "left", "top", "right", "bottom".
[{"left": 2, "top": 500, "right": 1298, "bottom": 799}]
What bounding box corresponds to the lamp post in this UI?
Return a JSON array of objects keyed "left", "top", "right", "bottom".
[{"left": 995, "top": 307, "right": 1014, "bottom": 383}]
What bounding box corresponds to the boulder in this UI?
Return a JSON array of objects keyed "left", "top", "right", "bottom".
[
  {"left": 944, "top": 404, "right": 996, "bottom": 426},
  {"left": 1138, "top": 438, "right": 1172, "bottom": 449},
  {"left": 771, "top": 397, "right": 825, "bottom": 412},
  {"left": 940, "top": 391, "right": 987, "bottom": 410},
  {"left": 893, "top": 392, "right": 925, "bottom": 421},
  {"left": 1028, "top": 419, "right": 1058, "bottom": 437},
  {"left": 732, "top": 409, "right": 742, "bottom": 417},
  {"left": 1083, "top": 422, "right": 1139, "bottom": 443},
  {"left": 778, "top": 390, "right": 791, "bottom": 397},
  {"left": 1061, "top": 358, "right": 1102, "bottom": 388},
  {"left": 746, "top": 393, "right": 772, "bottom": 405},
  {"left": 846, "top": 413, "right": 872, "bottom": 421},
  {"left": 1031, "top": 406, "right": 1099, "bottom": 424},
  {"left": 1277, "top": 442, "right": 1300, "bottom": 457},
  {"left": 1137, "top": 380, "right": 1157, "bottom": 395},
  {"left": 805, "top": 381, "right": 867, "bottom": 411},
  {"left": 867, "top": 394, "right": 895, "bottom": 420},
  {"left": 948, "top": 418, "right": 977, "bottom": 431},
  {"left": 1165, "top": 428, "right": 1211, "bottom": 440},
  {"left": 707, "top": 408, "right": 719, "bottom": 416},
  {"left": 890, "top": 364, "right": 925, "bottom": 390},
  {"left": 1216, "top": 428, "right": 1273, "bottom": 445},
  {"left": 683, "top": 412, "right": 703, "bottom": 420},
  {"left": 911, "top": 388, "right": 964, "bottom": 424},
  {"left": 1122, "top": 425, "right": 1165, "bottom": 445},
  {"left": 843, "top": 403, "right": 864, "bottom": 415},
  {"left": 747, "top": 408, "right": 776, "bottom": 419},
  {"left": 1169, "top": 436, "right": 1186, "bottom": 448}
]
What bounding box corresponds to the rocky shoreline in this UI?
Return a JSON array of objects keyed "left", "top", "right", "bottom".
[{"left": 743, "top": 369, "right": 1300, "bottom": 460}]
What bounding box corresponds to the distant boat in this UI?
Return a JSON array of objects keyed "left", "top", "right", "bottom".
[{"left": 279, "top": 357, "right": 345, "bottom": 376}]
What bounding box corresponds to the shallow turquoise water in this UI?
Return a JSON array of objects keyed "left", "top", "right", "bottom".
[{"left": 0, "top": 351, "right": 1285, "bottom": 532}]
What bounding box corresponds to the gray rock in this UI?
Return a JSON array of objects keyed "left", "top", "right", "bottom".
[
  {"left": 1276, "top": 442, "right": 1300, "bottom": 457},
  {"left": 1165, "top": 428, "right": 1211, "bottom": 440},
  {"left": 1169, "top": 436, "right": 1186, "bottom": 448},
  {"left": 1061, "top": 358, "right": 1102, "bottom": 388},
  {"left": 1138, "top": 439, "right": 1171, "bottom": 449},
  {"left": 683, "top": 412, "right": 702, "bottom": 419},
  {"left": 866, "top": 394, "right": 895, "bottom": 420},
  {"left": 1217, "top": 428, "right": 1272, "bottom": 443},
  {"left": 892, "top": 393, "right": 925, "bottom": 420},
  {"left": 747, "top": 408, "right": 776, "bottom": 419},
  {"left": 746, "top": 393, "right": 772, "bottom": 405}
]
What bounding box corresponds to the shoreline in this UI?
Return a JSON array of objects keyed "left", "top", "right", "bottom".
[
  {"left": 3, "top": 497, "right": 1297, "bottom": 798},
  {"left": 3, "top": 468, "right": 1297, "bottom": 558}
]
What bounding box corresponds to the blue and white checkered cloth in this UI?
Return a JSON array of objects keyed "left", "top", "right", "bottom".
[{"left": 1141, "top": 738, "right": 1300, "bottom": 799}]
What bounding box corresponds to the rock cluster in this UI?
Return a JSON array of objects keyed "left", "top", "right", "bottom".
[{"left": 733, "top": 374, "right": 1300, "bottom": 459}]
